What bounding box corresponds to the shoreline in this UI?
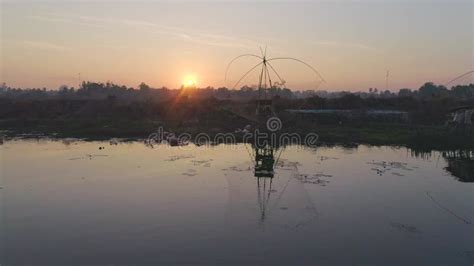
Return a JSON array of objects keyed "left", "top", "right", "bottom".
[{"left": 1, "top": 119, "right": 473, "bottom": 150}]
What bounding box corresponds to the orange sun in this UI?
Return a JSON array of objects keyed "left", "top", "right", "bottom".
[{"left": 182, "top": 76, "right": 197, "bottom": 88}]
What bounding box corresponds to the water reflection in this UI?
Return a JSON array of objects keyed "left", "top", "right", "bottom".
[
  {"left": 256, "top": 177, "right": 273, "bottom": 223},
  {"left": 443, "top": 150, "right": 474, "bottom": 182},
  {"left": 253, "top": 143, "right": 277, "bottom": 224},
  {"left": 250, "top": 142, "right": 320, "bottom": 230},
  {"left": 409, "top": 147, "right": 474, "bottom": 182},
  {"left": 3, "top": 140, "right": 473, "bottom": 265}
]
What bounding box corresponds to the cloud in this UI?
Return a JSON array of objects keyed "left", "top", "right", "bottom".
[
  {"left": 153, "top": 29, "right": 260, "bottom": 49},
  {"left": 27, "top": 15, "right": 107, "bottom": 29},
  {"left": 312, "top": 41, "right": 376, "bottom": 51},
  {"left": 23, "top": 40, "right": 69, "bottom": 51},
  {"left": 29, "top": 13, "right": 261, "bottom": 49}
]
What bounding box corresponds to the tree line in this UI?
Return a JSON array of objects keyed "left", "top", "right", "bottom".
[{"left": 1, "top": 81, "right": 473, "bottom": 101}]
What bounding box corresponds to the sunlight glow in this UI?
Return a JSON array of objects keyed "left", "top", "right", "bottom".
[{"left": 183, "top": 75, "right": 197, "bottom": 88}]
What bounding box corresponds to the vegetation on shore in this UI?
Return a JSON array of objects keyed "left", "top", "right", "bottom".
[
  {"left": 1, "top": 117, "right": 473, "bottom": 151},
  {"left": 1, "top": 81, "right": 473, "bottom": 150}
]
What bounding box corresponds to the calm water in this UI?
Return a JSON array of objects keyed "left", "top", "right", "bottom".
[{"left": 1, "top": 140, "right": 473, "bottom": 265}]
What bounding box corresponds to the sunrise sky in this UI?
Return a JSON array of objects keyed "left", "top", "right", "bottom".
[{"left": 1, "top": 0, "right": 473, "bottom": 91}]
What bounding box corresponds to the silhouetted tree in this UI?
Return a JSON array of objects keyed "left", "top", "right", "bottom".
[{"left": 419, "top": 82, "right": 448, "bottom": 98}]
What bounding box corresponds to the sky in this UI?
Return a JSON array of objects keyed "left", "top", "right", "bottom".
[{"left": 1, "top": 0, "right": 473, "bottom": 91}]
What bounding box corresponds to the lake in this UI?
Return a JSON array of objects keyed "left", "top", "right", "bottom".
[{"left": 1, "top": 140, "right": 473, "bottom": 265}]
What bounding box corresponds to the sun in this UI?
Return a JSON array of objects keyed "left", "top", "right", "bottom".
[{"left": 182, "top": 76, "right": 197, "bottom": 88}]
